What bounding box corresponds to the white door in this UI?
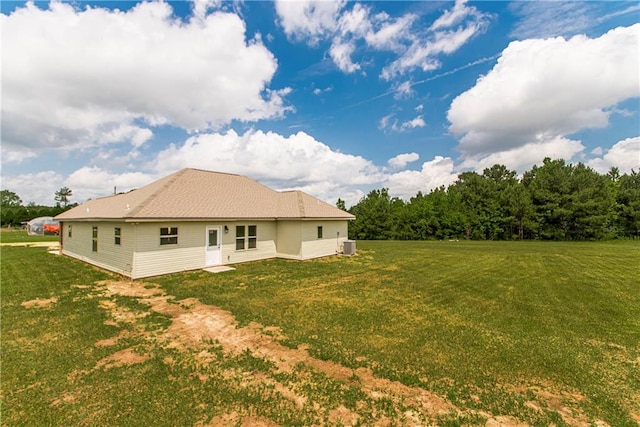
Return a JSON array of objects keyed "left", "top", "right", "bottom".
[{"left": 205, "top": 226, "right": 221, "bottom": 266}]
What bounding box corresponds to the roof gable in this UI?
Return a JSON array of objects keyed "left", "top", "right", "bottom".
[{"left": 56, "top": 168, "right": 354, "bottom": 221}]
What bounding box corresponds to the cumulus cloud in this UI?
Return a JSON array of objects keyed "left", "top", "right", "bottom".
[
  {"left": 148, "top": 129, "right": 385, "bottom": 202},
  {"left": 2, "top": 1, "right": 289, "bottom": 159},
  {"left": 275, "top": 0, "right": 346, "bottom": 45},
  {"left": 448, "top": 24, "right": 640, "bottom": 163},
  {"left": 0, "top": 171, "right": 65, "bottom": 206},
  {"left": 388, "top": 153, "right": 420, "bottom": 169},
  {"left": 587, "top": 136, "right": 640, "bottom": 174},
  {"left": 386, "top": 156, "right": 458, "bottom": 199},
  {"left": 459, "top": 137, "right": 585, "bottom": 174}
]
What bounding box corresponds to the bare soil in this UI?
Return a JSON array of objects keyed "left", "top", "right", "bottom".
[{"left": 77, "top": 279, "right": 602, "bottom": 426}]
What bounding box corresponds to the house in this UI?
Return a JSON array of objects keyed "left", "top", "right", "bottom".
[{"left": 55, "top": 168, "right": 354, "bottom": 279}]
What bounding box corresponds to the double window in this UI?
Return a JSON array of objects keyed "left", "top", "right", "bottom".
[
  {"left": 236, "top": 225, "right": 257, "bottom": 250},
  {"left": 160, "top": 227, "right": 178, "bottom": 245}
]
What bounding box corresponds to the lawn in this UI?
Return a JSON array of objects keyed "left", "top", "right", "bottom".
[
  {"left": 2, "top": 240, "right": 639, "bottom": 426},
  {"left": 0, "top": 228, "right": 59, "bottom": 243}
]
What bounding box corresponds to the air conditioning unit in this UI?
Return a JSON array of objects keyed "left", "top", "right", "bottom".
[{"left": 343, "top": 240, "right": 356, "bottom": 256}]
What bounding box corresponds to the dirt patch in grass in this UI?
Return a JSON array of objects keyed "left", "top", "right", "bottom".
[
  {"left": 94, "top": 279, "right": 458, "bottom": 424},
  {"left": 90, "top": 279, "right": 613, "bottom": 426},
  {"left": 21, "top": 296, "right": 58, "bottom": 309},
  {"left": 95, "top": 347, "right": 149, "bottom": 369}
]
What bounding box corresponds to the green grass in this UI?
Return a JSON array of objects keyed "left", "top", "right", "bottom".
[
  {"left": 2, "top": 241, "right": 639, "bottom": 425},
  {"left": 0, "top": 229, "right": 59, "bottom": 243}
]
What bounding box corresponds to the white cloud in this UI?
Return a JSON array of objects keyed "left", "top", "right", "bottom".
[
  {"left": 388, "top": 152, "right": 420, "bottom": 169},
  {"left": 386, "top": 156, "right": 458, "bottom": 199},
  {"left": 510, "top": 2, "right": 640, "bottom": 39},
  {"left": 275, "top": 0, "right": 346, "bottom": 45},
  {"left": 379, "top": 114, "right": 425, "bottom": 132},
  {"left": 275, "top": 0, "right": 487, "bottom": 80},
  {"left": 401, "top": 116, "right": 426, "bottom": 131},
  {"left": 448, "top": 24, "right": 640, "bottom": 162},
  {"left": 381, "top": 2, "right": 490, "bottom": 80},
  {"left": 2, "top": 1, "right": 289, "bottom": 158},
  {"left": 329, "top": 39, "right": 361, "bottom": 73},
  {"left": 394, "top": 81, "right": 414, "bottom": 99},
  {"left": 365, "top": 12, "right": 415, "bottom": 51},
  {"left": 587, "top": 136, "right": 640, "bottom": 174},
  {"left": 415, "top": 104, "right": 424, "bottom": 112},
  {"left": 98, "top": 125, "right": 153, "bottom": 148},
  {"left": 459, "top": 137, "right": 585, "bottom": 174},
  {"left": 148, "top": 129, "right": 385, "bottom": 201},
  {"left": 431, "top": 0, "right": 475, "bottom": 31},
  {"left": 192, "top": 0, "right": 221, "bottom": 21},
  {"left": 509, "top": 1, "right": 594, "bottom": 39},
  {"left": 0, "top": 171, "right": 65, "bottom": 206},
  {"left": 64, "top": 167, "right": 155, "bottom": 202}
]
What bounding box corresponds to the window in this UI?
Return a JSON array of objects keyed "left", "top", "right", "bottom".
[
  {"left": 68, "top": 224, "right": 72, "bottom": 238},
  {"left": 236, "top": 225, "right": 245, "bottom": 250},
  {"left": 317, "top": 226, "right": 323, "bottom": 239},
  {"left": 92, "top": 226, "right": 98, "bottom": 252},
  {"left": 114, "top": 227, "right": 121, "bottom": 245},
  {"left": 248, "top": 225, "right": 257, "bottom": 249},
  {"left": 160, "top": 227, "right": 178, "bottom": 245},
  {"left": 236, "top": 225, "right": 257, "bottom": 250}
]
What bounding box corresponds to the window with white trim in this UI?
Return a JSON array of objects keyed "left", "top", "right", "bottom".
[
  {"left": 236, "top": 225, "right": 257, "bottom": 250},
  {"left": 68, "top": 224, "right": 72, "bottom": 238},
  {"left": 160, "top": 227, "right": 178, "bottom": 245},
  {"left": 114, "top": 227, "right": 121, "bottom": 245}
]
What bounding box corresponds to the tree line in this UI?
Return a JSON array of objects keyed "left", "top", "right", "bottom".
[
  {"left": 343, "top": 158, "right": 640, "bottom": 241},
  {"left": 1, "top": 187, "right": 75, "bottom": 226}
]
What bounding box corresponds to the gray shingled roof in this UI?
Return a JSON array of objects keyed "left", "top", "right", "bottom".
[{"left": 55, "top": 168, "right": 355, "bottom": 221}]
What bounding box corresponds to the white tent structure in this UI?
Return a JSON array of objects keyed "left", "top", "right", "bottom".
[{"left": 27, "top": 217, "right": 60, "bottom": 235}]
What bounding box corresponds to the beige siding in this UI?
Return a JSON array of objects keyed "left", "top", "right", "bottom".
[
  {"left": 60, "top": 219, "right": 348, "bottom": 279},
  {"left": 224, "top": 221, "right": 277, "bottom": 265},
  {"left": 61, "top": 221, "right": 134, "bottom": 276},
  {"left": 276, "top": 220, "right": 302, "bottom": 259},
  {"left": 300, "top": 221, "right": 349, "bottom": 260},
  {"left": 131, "top": 221, "right": 278, "bottom": 278},
  {"left": 131, "top": 222, "right": 207, "bottom": 278}
]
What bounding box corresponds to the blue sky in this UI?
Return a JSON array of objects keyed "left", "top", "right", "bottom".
[{"left": 1, "top": 0, "right": 639, "bottom": 206}]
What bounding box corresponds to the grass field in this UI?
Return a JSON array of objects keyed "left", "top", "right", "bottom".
[
  {"left": 0, "top": 228, "right": 59, "bottom": 243},
  {"left": 2, "top": 239, "right": 639, "bottom": 426}
]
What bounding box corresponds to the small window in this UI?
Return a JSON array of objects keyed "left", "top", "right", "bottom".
[
  {"left": 248, "top": 225, "right": 257, "bottom": 249},
  {"left": 160, "top": 227, "right": 178, "bottom": 245},
  {"left": 236, "top": 225, "right": 245, "bottom": 250},
  {"left": 92, "top": 226, "right": 98, "bottom": 252},
  {"left": 317, "top": 226, "right": 323, "bottom": 239},
  {"left": 68, "top": 224, "right": 72, "bottom": 238},
  {"left": 114, "top": 227, "right": 121, "bottom": 245}
]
